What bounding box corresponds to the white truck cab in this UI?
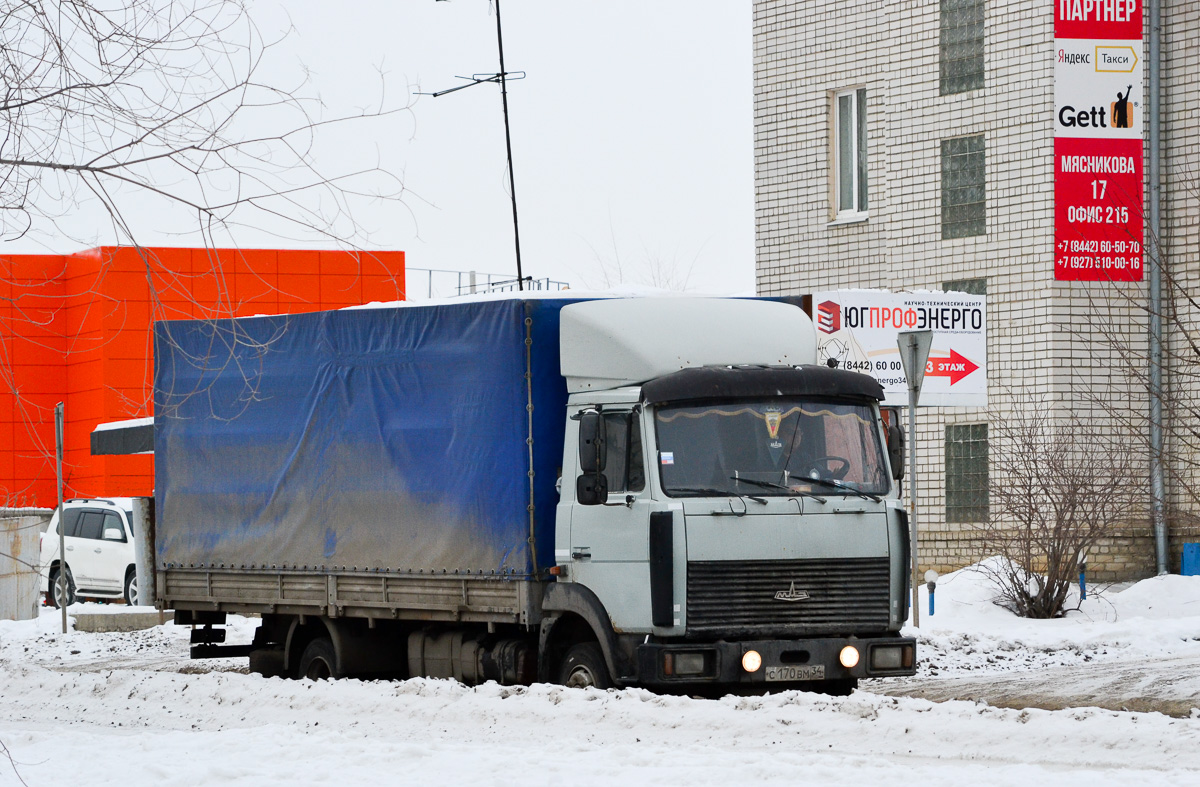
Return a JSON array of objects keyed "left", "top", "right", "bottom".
[{"left": 548, "top": 298, "right": 913, "bottom": 690}]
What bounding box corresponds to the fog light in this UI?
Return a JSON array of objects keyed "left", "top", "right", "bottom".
[
  {"left": 838, "top": 645, "right": 860, "bottom": 669},
  {"left": 871, "top": 645, "right": 904, "bottom": 670},
  {"left": 742, "top": 650, "right": 762, "bottom": 672},
  {"left": 675, "top": 652, "right": 707, "bottom": 675}
]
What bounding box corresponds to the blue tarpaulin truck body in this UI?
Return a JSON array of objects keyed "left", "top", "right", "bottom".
[
  {"left": 152, "top": 295, "right": 917, "bottom": 689},
  {"left": 154, "top": 298, "right": 577, "bottom": 579}
]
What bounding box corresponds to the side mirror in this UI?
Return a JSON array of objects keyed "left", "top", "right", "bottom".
[
  {"left": 887, "top": 421, "right": 906, "bottom": 480},
  {"left": 103, "top": 527, "right": 124, "bottom": 541},
  {"left": 578, "top": 410, "right": 607, "bottom": 473},
  {"left": 576, "top": 472, "right": 609, "bottom": 506}
]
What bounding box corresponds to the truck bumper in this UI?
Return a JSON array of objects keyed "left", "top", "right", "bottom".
[{"left": 633, "top": 635, "right": 916, "bottom": 688}]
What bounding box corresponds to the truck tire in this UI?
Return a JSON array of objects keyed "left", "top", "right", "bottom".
[
  {"left": 49, "top": 567, "right": 76, "bottom": 609},
  {"left": 297, "top": 637, "right": 342, "bottom": 680},
  {"left": 124, "top": 568, "right": 138, "bottom": 606},
  {"left": 556, "top": 642, "right": 612, "bottom": 690}
]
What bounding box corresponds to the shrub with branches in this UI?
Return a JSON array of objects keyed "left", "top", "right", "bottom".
[{"left": 978, "top": 396, "right": 1143, "bottom": 618}]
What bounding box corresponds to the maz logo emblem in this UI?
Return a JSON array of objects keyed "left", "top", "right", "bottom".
[{"left": 774, "top": 582, "right": 810, "bottom": 601}]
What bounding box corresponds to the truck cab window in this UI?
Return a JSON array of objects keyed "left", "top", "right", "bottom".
[
  {"left": 599, "top": 412, "right": 645, "bottom": 494},
  {"left": 655, "top": 399, "right": 888, "bottom": 498}
]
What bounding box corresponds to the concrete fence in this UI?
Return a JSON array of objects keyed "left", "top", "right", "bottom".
[{"left": 1, "top": 508, "right": 52, "bottom": 621}]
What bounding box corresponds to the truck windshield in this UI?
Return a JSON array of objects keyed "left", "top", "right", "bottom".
[{"left": 654, "top": 399, "right": 889, "bottom": 498}]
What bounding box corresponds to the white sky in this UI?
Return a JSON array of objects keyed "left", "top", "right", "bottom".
[{"left": 15, "top": 1, "right": 756, "bottom": 296}]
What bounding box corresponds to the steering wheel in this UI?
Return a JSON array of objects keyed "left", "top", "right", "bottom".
[{"left": 799, "top": 455, "right": 850, "bottom": 481}]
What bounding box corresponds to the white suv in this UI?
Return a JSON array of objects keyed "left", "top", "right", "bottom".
[{"left": 40, "top": 498, "right": 140, "bottom": 607}]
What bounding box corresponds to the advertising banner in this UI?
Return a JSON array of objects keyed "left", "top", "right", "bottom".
[
  {"left": 1054, "top": 0, "right": 1144, "bottom": 281},
  {"left": 811, "top": 290, "right": 987, "bottom": 408}
]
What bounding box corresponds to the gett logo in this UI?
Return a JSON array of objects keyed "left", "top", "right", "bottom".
[
  {"left": 1059, "top": 104, "right": 1109, "bottom": 128},
  {"left": 1059, "top": 85, "right": 1134, "bottom": 130}
]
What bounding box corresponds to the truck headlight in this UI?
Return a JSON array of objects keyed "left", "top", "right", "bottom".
[
  {"left": 741, "top": 650, "right": 762, "bottom": 672},
  {"left": 838, "top": 645, "right": 860, "bottom": 668}
]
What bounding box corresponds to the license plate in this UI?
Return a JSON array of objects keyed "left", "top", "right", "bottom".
[{"left": 765, "top": 664, "right": 825, "bottom": 682}]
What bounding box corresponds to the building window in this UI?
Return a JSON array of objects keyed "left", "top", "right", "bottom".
[
  {"left": 946, "top": 423, "right": 988, "bottom": 523},
  {"left": 942, "top": 277, "right": 987, "bottom": 295},
  {"left": 941, "top": 135, "right": 986, "bottom": 239},
  {"left": 833, "top": 88, "right": 867, "bottom": 218},
  {"left": 940, "top": 0, "right": 984, "bottom": 95}
]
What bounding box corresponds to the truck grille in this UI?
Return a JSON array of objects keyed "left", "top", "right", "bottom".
[{"left": 686, "top": 557, "right": 892, "bottom": 636}]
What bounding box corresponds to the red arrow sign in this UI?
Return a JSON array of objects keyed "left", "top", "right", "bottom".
[{"left": 924, "top": 350, "right": 979, "bottom": 385}]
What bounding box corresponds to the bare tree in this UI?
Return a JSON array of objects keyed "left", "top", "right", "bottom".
[
  {"left": 1, "top": 0, "right": 410, "bottom": 246},
  {"left": 0, "top": 0, "right": 414, "bottom": 503},
  {"left": 1083, "top": 265, "right": 1200, "bottom": 526},
  {"left": 977, "top": 395, "right": 1143, "bottom": 618},
  {"left": 1067, "top": 158, "right": 1200, "bottom": 563}
]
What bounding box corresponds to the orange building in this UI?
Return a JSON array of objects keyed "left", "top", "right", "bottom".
[{"left": 0, "top": 246, "right": 405, "bottom": 507}]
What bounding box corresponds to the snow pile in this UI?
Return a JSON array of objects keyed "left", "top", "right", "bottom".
[
  {"left": 903, "top": 560, "right": 1200, "bottom": 677},
  {"left": 1, "top": 567, "right": 1199, "bottom": 785},
  {"left": 0, "top": 659, "right": 1197, "bottom": 786}
]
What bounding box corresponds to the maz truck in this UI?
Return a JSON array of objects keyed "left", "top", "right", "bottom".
[{"left": 152, "top": 296, "right": 916, "bottom": 692}]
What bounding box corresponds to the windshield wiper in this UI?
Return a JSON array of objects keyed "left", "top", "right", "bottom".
[
  {"left": 672, "top": 486, "right": 767, "bottom": 505},
  {"left": 802, "top": 476, "right": 881, "bottom": 502},
  {"left": 730, "top": 475, "right": 826, "bottom": 503}
]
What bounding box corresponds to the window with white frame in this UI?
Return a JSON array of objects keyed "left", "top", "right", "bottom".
[{"left": 833, "top": 88, "right": 868, "bottom": 219}]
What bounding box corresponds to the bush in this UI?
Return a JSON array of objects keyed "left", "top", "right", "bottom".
[{"left": 977, "top": 397, "right": 1142, "bottom": 618}]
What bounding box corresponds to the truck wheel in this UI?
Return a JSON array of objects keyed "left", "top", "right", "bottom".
[
  {"left": 124, "top": 569, "right": 138, "bottom": 606},
  {"left": 49, "top": 567, "right": 76, "bottom": 609},
  {"left": 298, "top": 638, "right": 341, "bottom": 680},
  {"left": 556, "top": 643, "right": 612, "bottom": 689}
]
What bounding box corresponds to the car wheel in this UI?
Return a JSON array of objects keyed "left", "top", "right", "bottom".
[
  {"left": 124, "top": 569, "right": 138, "bottom": 606},
  {"left": 49, "top": 566, "right": 76, "bottom": 609},
  {"left": 556, "top": 642, "right": 612, "bottom": 689},
  {"left": 297, "top": 638, "right": 341, "bottom": 680}
]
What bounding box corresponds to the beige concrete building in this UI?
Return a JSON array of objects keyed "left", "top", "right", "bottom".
[{"left": 753, "top": 0, "right": 1199, "bottom": 579}]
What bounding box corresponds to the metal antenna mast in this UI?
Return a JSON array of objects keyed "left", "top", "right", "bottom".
[{"left": 424, "top": 0, "right": 526, "bottom": 290}]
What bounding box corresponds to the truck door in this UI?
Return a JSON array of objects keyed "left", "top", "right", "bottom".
[{"left": 568, "top": 410, "right": 659, "bottom": 632}]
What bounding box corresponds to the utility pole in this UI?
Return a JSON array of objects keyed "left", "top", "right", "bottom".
[
  {"left": 898, "top": 331, "right": 932, "bottom": 627},
  {"left": 1147, "top": 0, "right": 1167, "bottom": 575},
  {"left": 55, "top": 402, "right": 67, "bottom": 634},
  {"left": 426, "top": 0, "right": 527, "bottom": 290},
  {"left": 494, "top": 0, "right": 524, "bottom": 291}
]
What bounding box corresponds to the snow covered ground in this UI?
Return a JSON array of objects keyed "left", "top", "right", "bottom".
[{"left": 1, "top": 565, "right": 1198, "bottom": 786}]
